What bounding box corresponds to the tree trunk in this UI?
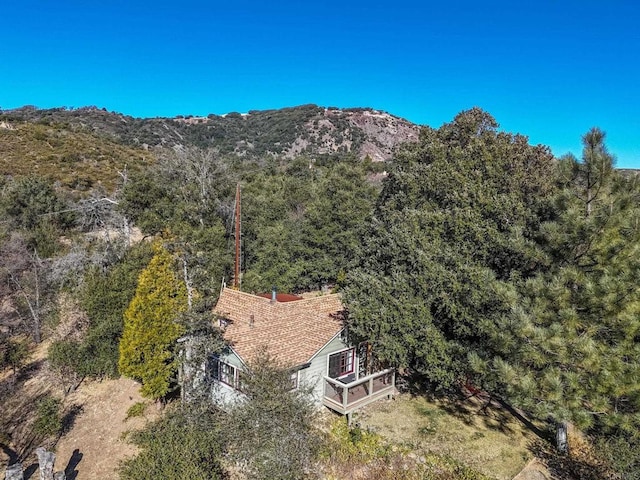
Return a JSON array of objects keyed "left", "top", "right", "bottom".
[
  {"left": 182, "top": 257, "right": 193, "bottom": 310},
  {"left": 556, "top": 421, "right": 568, "bottom": 454},
  {"left": 35, "top": 448, "right": 55, "bottom": 480},
  {"left": 4, "top": 463, "right": 24, "bottom": 480},
  {"left": 12, "top": 278, "right": 41, "bottom": 344}
]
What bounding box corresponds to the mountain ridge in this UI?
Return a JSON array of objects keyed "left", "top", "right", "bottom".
[{"left": 0, "top": 104, "right": 421, "bottom": 163}]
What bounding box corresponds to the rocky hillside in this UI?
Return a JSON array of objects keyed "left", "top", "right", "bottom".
[{"left": 0, "top": 104, "right": 420, "bottom": 163}]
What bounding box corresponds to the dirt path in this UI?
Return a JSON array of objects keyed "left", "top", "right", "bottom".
[
  {"left": 54, "top": 377, "right": 157, "bottom": 480},
  {"left": 1, "top": 357, "right": 156, "bottom": 480}
]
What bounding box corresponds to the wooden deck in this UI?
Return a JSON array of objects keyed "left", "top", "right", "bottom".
[{"left": 322, "top": 369, "right": 395, "bottom": 415}]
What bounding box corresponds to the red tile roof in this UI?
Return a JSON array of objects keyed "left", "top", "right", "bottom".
[{"left": 213, "top": 288, "right": 344, "bottom": 367}]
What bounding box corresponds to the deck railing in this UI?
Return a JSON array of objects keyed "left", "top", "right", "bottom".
[{"left": 323, "top": 368, "right": 395, "bottom": 415}]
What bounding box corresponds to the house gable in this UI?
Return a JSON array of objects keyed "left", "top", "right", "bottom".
[{"left": 299, "top": 330, "right": 351, "bottom": 403}]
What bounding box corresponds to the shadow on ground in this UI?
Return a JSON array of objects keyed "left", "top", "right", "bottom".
[
  {"left": 399, "top": 370, "right": 550, "bottom": 442},
  {"left": 65, "top": 448, "right": 83, "bottom": 480},
  {"left": 528, "top": 438, "right": 612, "bottom": 480}
]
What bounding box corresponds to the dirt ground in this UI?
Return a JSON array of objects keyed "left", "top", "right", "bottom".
[
  {"left": 1, "top": 339, "right": 156, "bottom": 480},
  {"left": 512, "top": 459, "right": 552, "bottom": 480},
  {"left": 53, "top": 377, "right": 157, "bottom": 480}
]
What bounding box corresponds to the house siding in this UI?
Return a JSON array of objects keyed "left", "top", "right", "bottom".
[
  {"left": 208, "top": 338, "right": 383, "bottom": 413},
  {"left": 299, "top": 334, "right": 351, "bottom": 405},
  {"left": 219, "top": 346, "right": 244, "bottom": 369}
]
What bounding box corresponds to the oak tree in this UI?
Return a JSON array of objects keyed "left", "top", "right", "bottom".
[{"left": 344, "top": 108, "right": 557, "bottom": 389}]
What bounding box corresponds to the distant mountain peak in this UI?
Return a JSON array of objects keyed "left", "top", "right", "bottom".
[{"left": 1, "top": 104, "right": 421, "bottom": 162}]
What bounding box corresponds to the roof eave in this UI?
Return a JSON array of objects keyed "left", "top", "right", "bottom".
[{"left": 306, "top": 327, "right": 346, "bottom": 364}]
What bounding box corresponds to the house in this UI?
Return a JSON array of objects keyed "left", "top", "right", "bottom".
[{"left": 209, "top": 287, "right": 395, "bottom": 419}]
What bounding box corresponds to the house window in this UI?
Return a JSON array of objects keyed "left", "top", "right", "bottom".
[
  {"left": 328, "top": 348, "right": 355, "bottom": 379},
  {"left": 210, "top": 356, "right": 237, "bottom": 388},
  {"left": 289, "top": 371, "right": 299, "bottom": 390},
  {"left": 220, "top": 362, "right": 236, "bottom": 387}
]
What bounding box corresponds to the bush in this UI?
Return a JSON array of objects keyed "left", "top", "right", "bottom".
[
  {"left": 597, "top": 432, "right": 640, "bottom": 479},
  {"left": 225, "top": 353, "right": 322, "bottom": 480},
  {"left": 324, "top": 418, "right": 392, "bottom": 462},
  {"left": 0, "top": 337, "right": 29, "bottom": 374},
  {"left": 34, "top": 395, "right": 62, "bottom": 437},
  {"left": 125, "top": 402, "right": 147, "bottom": 421},
  {"left": 119, "top": 409, "right": 225, "bottom": 480},
  {"left": 48, "top": 340, "right": 85, "bottom": 392}
]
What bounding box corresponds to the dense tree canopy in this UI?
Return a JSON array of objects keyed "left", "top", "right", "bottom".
[
  {"left": 346, "top": 116, "right": 640, "bottom": 449},
  {"left": 344, "top": 108, "right": 557, "bottom": 389},
  {"left": 241, "top": 157, "right": 377, "bottom": 292},
  {"left": 488, "top": 129, "right": 640, "bottom": 433},
  {"left": 119, "top": 146, "right": 378, "bottom": 294}
]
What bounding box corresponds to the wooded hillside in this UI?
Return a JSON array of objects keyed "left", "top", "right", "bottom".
[
  {"left": 1, "top": 105, "right": 639, "bottom": 479},
  {"left": 0, "top": 104, "right": 419, "bottom": 165}
]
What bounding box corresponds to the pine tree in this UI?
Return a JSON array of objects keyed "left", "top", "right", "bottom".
[
  {"left": 495, "top": 128, "right": 640, "bottom": 434},
  {"left": 119, "top": 242, "right": 188, "bottom": 400}
]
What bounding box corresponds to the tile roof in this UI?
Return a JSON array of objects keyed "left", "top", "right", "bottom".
[{"left": 213, "top": 287, "right": 344, "bottom": 367}]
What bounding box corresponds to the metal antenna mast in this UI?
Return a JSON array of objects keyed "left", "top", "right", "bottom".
[{"left": 233, "top": 183, "right": 241, "bottom": 289}]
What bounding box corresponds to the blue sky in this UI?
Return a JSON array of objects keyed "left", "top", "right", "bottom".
[{"left": 2, "top": 0, "right": 639, "bottom": 167}]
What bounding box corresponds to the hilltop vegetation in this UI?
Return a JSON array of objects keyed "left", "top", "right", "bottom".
[
  {"left": 0, "top": 119, "right": 153, "bottom": 192},
  {"left": 0, "top": 104, "right": 418, "bottom": 164}
]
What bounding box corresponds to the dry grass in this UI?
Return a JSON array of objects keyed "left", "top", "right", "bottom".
[
  {"left": 0, "top": 122, "right": 154, "bottom": 194},
  {"left": 319, "top": 415, "right": 492, "bottom": 480},
  {"left": 354, "top": 392, "right": 538, "bottom": 480},
  {"left": 0, "top": 341, "right": 53, "bottom": 459}
]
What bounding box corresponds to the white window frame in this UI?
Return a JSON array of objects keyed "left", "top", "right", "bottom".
[
  {"left": 289, "top": 370, "right": 299, "bottom": 390},
  {"left": 219, "top": 361, "right": 236, "bottom": 387},
  {"left": 210, "top": 356, "right": 238, "bottom": 389},
  {"left": 328, "top": 347, "right": 355, "bottom": 379}
]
